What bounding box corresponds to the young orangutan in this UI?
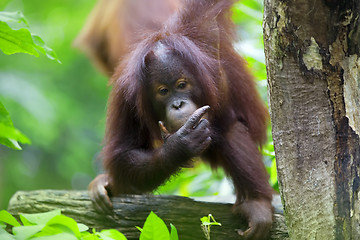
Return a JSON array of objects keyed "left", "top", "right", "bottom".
[{"left": 75, "top": 0, "right": 273, "bottom": 239}]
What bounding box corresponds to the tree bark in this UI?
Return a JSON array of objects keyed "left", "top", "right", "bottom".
[
  {"left": 7, "top": 190, "right": 288, "bottom": 240},
  {"left": 263, "top": 0, "right": 360, "bottom": 239}
]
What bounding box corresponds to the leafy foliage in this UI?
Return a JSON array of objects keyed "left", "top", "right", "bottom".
[
  {"left": 0, "top": 0, "right": 110, "bottom": 210},
  {"left": 0, "top": 210, "right": 184, "bottom": 240},
  {"left": 136, "top": 211, "right": 178, "bottom": 240},
  {"left": 200, "top": 214, "right": 222, "bottom": 240},
  {"left": 0, "top": 11, "right": 60, "bottom": 62},
  {"left": 0, "top": 101, "right": 30, "bottom": 150},
  {"left": 0, "top": 209, "right": 127, "bottom": 240},
  {"left": 0, "top": 10, "right": 60, "bottom": 150},
  {"left": 0, "top": 21, "right": 38, "bottom": 56}
]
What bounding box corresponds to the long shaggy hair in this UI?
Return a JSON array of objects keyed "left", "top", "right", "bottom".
[{"left": 104, "top": 0, "right": 268, "bottom": 164}]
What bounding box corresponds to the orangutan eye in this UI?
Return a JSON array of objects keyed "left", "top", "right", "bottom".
[
  {"left": 177, "top": 81, "right": 187, "bottom": 89},
  {"left": 176, "top": 79, "right": 188, "bottom": 89},
  {"left": 158, "top": 86, "right": 169, "bottom": 96}
]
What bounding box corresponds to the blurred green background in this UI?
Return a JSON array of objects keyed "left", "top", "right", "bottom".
[{"left": 0, "top": 0, "right": 275, "bottom": 210}]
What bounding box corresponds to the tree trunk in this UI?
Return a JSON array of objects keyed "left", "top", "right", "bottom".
[
  {"left": 263, "top": 0, "right": 360, "bottom": 239},
  {"left": 7, "top": 190, "right": 288, "bottom": 240}
]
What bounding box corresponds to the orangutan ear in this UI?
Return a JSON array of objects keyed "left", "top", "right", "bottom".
[{"left": 144, "top": 50, "right": 156, "bottom": 69}]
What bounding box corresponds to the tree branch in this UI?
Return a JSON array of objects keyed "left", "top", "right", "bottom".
[{"left": 7, "top": 190, "right": 288, "bottom": 239}]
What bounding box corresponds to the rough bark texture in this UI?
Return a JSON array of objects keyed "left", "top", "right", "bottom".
[
  {"left": 7, "top": 190, "right": 288, "bottom": 240},
  {"left": 263, "top": 0, "right": 360, "bottom": 239}
]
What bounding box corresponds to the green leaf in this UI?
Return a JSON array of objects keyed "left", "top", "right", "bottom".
[
  {"left": 0, "top": 101, "right": 31, "bottom": 150},
  {"left": 98, "top": 229, "right": 127, "bottom": 240},
  {"left": 0, "top": 123, "right": 31, "bottom": 143},
  {"left": 0, "top": 210, "right": 21, "bottom": 227},
  {"left": 0, "top": 138, "right": 21, "bottom": 150},
  {"left": 20, "top": 209, "right": 61, "bottom": 225},
  {"left": 32, "top": 35, "right": 61, "bottom": 63},
  {"left": 0, "top": 123, "right": 30, "bottom": 143},
  {"left": 0, "top": 227, "right": 15, "bottom": 240},
  {"left": 32, "top": 215, "right": 80, "bottom": 239},
  {"left": 0, "top": 11, "right": 29, "bottom": 28},
  {"left": 200, "top": 214, "right": 221, "bottom": 226},
  {"left": 135, "top": 226, "right": 142, "bottom": 232},
  {"left": 0, "top": 21, "right": 39, "bottom": 56},
  {"left": 200, "top": 216, "right": 209, "bottom": 224},
  {"left": 0, "top": 11, "right": 29, "bottom": 29},
  {"left": 170, "top": 224, "right": 178, "bottom": 240},
  {"left": 13, "top": 225, "right": 45, "bottom": 239},
  {"left": 0, "top": 11, "right": 61, "bottom": 62},
  {"left": 139, "top": 212, "right": 169, "bottom": 240},
  {"left": 31, "top": 232, "right": 78, "bottom": 240},
  {"left": 81, "top": 231, "right": 100, "bottom": 240},
  {"left": 0, "top": 102, "right": 15, "bottom": 127},
  {"left": 44, "top": 215, "right": 81, "bottom": 237},
  {"left": 78, "top": 223, "right": 89, "bottom": 232}
]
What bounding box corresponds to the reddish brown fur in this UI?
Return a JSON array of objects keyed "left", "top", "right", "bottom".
[
  {"left": 80, "top": 0, "right": 271, "bottom": 199},
  {"left": 77, "top": 0, "right": 273, "bottom": 238}
]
